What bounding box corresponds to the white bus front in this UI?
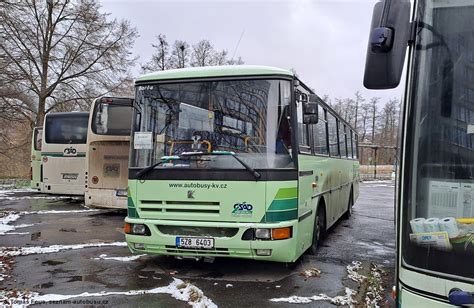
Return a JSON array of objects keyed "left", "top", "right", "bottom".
[
  {"left": 85, "top": 97, "right": 133, "bottom": 209},
  {"left": 41, "top": 112, "right": 88, "bottom": 195}
]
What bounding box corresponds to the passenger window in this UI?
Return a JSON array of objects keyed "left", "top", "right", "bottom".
[
  {"left": 327, "top": 113, "right": 339, "bottom": 156},
  {"left": 297, "top": 97, "right": 311, "bottom": 154},
  {"left": 312, "top": 107, "right": 328, "bottom": 155},
  {"left": 352, "top": 134, "right": 358, "bottom": 159},
  {"left": 346, "top": 127, "right": 352, "bottom": 158},
  {"left": 338, "top": 121, "right": 347, "bottom": 158}
]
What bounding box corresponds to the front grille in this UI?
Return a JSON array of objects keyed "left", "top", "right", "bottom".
[
  {"left": 156, "top": 225, "right": 239, "bottom": 237},
  {"left": 165, "top": 245, "right": 230, "bottom": 255},
  {"left": 140, "top": 200, "right": 220, "bottom": 215}
]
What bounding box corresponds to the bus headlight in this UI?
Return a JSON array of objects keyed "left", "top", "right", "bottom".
[
  {"left": 124, "top": 223, "right": 150, "bottom": 236},
  {"left": 255, "top": 228, "right": 271, "bottom": 239},
  {"left": 132, "top": 224, "right": 147, "bottom": 235}
]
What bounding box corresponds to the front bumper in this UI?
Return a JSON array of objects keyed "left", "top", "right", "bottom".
[{"left": 125, "top": 217, "right": 299, "bottom": 262}]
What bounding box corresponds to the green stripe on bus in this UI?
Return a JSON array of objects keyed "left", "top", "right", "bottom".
[
  {"left": 274, "top": 187, "right": 297, "bottom": 199},
  {"left": 127, "top": 207, "right": 139, "bottom": 219},
  {"left": 265, "top": 209, "right": 298, "bottom": 222},
  {"left": 127, "top": 197, "right": 139, "bottom": 218},
  {"left": 267, "top": 198, "right": 297, "bottom": 211}
]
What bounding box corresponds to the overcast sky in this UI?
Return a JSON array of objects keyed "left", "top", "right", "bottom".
[{"left": 101, "top": 0, "right": 405, "bottom": 103}]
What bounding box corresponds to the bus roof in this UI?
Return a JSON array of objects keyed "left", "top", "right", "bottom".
[{"left": 135, "top": 65, "right": 294, "bottom": 83}]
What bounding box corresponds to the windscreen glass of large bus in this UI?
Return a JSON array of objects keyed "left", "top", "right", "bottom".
[
  {"left": 403, "top": 1, "right": 474, "bottom": 280},
  {"left": 45, "top": 114, "right": 88, "bottom": 144},
  {"left": 92, "top": 98, "right": 133, "bottom": 135},
  {"left": 132, "top": 79, "right": 294, "bottom": 169}
]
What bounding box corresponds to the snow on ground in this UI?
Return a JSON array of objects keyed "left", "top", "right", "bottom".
[
  {"left": 365, "top": 264, "right": 385, "bottom": 308},
  {"left": 270, "top": 261, "right": 373, "bottom": 306},
  {"left": 0, "top": 209, "right": 99, "bottom": 236},
  {"left": 0, "top": 213, "right": 35, "bottom": 235},
  {"left": 0, "top": 278, "right": 217, "bottom": 308},
  {"left": 1, "top": 242, "right": 128, "bottom": 257},
  {"left": 346, "top": 261, "right": 365, "bottom": 283},
  {"left": 0, "top": 189, "right": 83, "bottom": 201},
  {"left": 91, "top": 254, "right": 146, "bottom": 262},
  {"left": 270, "top": 287, "right": 355, "bottom": 305}
]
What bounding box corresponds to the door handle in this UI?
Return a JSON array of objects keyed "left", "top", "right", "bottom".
[{"left": 449, "top": 288, "right": 474, "bottom": 305}]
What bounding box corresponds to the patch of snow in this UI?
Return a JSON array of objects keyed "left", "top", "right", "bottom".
[
  {"left": 0, "top": 212, "right": 36, "bottom": 235},
  {"left": 225, "top": 284, "right": 233, "bottom": 288},
  {"left": 24, "top": 209, "right": 99, "bottom": 215},
  {"left": 1, "top": 242, "right": 127, "bottom": 257},
  {"left": 0, "top": 209, "right": 99, "bottom": 236},
  {"left": 365, "top": 264, "right": 385, "bottom": 308},
  {"left": 270, "top": 287, "right": 356, "bottom": 305},
  {"left": 347, "top": 261, "right": 366, "bottom": 283},
  {"left": 0, "top": 278, "right": 217, "bottom": 308}
]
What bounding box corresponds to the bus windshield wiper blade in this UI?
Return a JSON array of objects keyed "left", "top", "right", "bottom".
[
  {"left": 230, "top": 153, "right": 261, "bottom": 180},
  {"left": 136, "top": 158, "right": 174, "bottom": 179},
  {"left": 137, "top": 161, "right": 164, "bottom": 179},
  {"left": 180, "top": 151, "right": 261, "bottom": 180}
]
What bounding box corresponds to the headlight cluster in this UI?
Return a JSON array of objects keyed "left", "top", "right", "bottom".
[
  {"left": 255, "top": 227, "right": 292, "bottom": 240},
  {"left": 124, "top": 223, "right": 151, "bottom": 236}
]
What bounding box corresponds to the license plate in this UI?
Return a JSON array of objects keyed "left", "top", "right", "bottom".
[
  {"left": 115, "top": 189, "right": 128, "bottom": 197},
  {"left": 176, "top": 237, "right": 214, "bottom": 249},
  {"left": 62, "top": 173, "right": 78, "bottom": 180}
]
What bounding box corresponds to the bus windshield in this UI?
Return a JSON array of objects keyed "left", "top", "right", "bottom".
[
  {"left": 131, "top": 79, "right": 294, "bottom": 169},
  {"left": 92, "top": 99, "right": 133, "bottom": 135},
  {"left": 403, "top": 0, "right": 474, "bottom": 280},
  {"left": 45, "top": 113, "right": 88, "bottom": 144}
]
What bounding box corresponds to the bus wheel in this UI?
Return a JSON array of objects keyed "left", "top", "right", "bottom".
[
  {"left": 309, "top": 206, "right": 325, "bottom": 255},
  {"left": 343, "top": 188, "right": 353, "bottom": 219}
]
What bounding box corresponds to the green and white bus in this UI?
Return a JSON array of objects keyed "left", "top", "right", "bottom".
[
  {"left": 85, "top": 96, "right": 134, "bottom": 209},
  {"left": 41, "top": 112, "right": 89, "bottom": 195},
  {"left": 30, "top": 126, "right": 43, "bottom": 191},
  {"left": 365, "top": 0, "right": 474, "bottom": 305},
  {"left": 125, "top": 65, "right": 359, "bottom": 262}
]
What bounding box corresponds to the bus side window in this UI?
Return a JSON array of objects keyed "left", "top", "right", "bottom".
[
  {"left": 297, "top": 96, "right": 311, "bottom": 154},
  {"left": 345, "top": 126, "right": 352, "bottom": 158},
  {"left": 327, "top": 113, "right": 339, "bottom": 157},
  {"left": 352, "top": 133, "right": 358, "bottom": 159},
  {"left": 338, "top": 121, "right": 347, "bottom": 158},
  {"left": 312, "top": 106, "right": 328, "bottom": 155}
]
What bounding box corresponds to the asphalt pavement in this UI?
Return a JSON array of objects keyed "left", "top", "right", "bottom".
[{"left": 0, "top": 181, "right": 395, "bottom": 307}]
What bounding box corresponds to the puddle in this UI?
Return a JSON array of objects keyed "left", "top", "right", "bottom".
[{"left": 42, "top": 259, "right": 67, "bottom": 266}]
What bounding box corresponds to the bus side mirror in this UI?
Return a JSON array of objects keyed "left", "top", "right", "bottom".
[
  {"left": 303, "top": 94, "right": 319, "bottom": 124},
  {"left": 363, "top": 0, "right": 411, "bottom": 89}
]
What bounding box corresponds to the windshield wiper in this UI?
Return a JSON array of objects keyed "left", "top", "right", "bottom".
[
  {"left": 180, "top": 151, "right": 261, "bottom": 180},
  {"left": 136, "top": 156, "right": 180, "bottom": 179}
]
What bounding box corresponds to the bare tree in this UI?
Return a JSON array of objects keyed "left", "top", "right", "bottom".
[
  {"left": 191, "top": 40, "right": 216, "bottom": 67},
  {"left": 354, "top": 91, "right": 365, "bottom": 132},
  {"left": 0, "top": 0, "right": 137, "bottom": 127},
  {"left": 141, "top": 34, "right": 170, "bottom": 72},
  {"left": 370, "top": 97, "right": 380, "bottom": 143},
  {"left": 169, "top": 40, "right": 190, "bottom": 69}
]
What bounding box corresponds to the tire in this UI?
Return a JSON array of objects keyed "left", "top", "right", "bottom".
[
  {"left": 309, "top": 206, "right": 325, "bottom": 255},
  {"left": 343, "top": 188, "right": 353, "bottom": 219}
]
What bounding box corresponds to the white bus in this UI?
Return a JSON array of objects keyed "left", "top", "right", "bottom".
[
  {"left": 85, "top": 97, "right": 133, "bottom": 209},
  {"left": 41, "top": 112, "right": 89, "bottom": 195},
  {"left": 30, "top": 127, "right": 43, "bottom": 191},
  {"left": 365, "top": 0, "right": 474, "bottom": 306}
]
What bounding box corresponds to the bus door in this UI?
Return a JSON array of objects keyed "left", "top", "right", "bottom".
[{"left": 31, "top": 127, "right": 43, "bottom": 191}]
